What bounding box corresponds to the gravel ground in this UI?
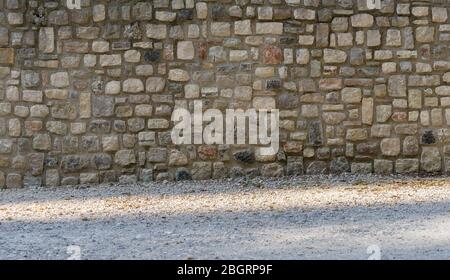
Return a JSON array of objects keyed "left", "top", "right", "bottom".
[{"left": 1, "top": 174, "right": 450, "bottom": 260}]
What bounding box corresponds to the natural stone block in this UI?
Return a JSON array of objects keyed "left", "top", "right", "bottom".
[
  {"left": 146, "top": 77, "right": 166, "bottom": 92},
  {"left": 33, "top": 134, "right": 51, "bottom": 151},
  {"left": 100, "top": 54, "right": 121, "bottom": 67},
  {"left": 432, "top": 7, "right": 448, "bottom": 23},
  {"left": 191, "top": 162, "right": 212, "bottom": 180},
  {"left": 50, "top": 72, "right": 69, "bottom": 88},
  {"left": 6, "top": 173, "right": 22, "bottom": 188},
  {"left": 235, "top": 20, "right": 252, "bottom": 35},
  {"left": 374, "top": 159, "right": 393, "bottom": 175},
  {"left": 168, "top": 69, "right": 190, "bottom": 81},
  {"left": 255, "top": 22, "right": 283, "bottom": 35},
  {"left": 133, "top": 2, "right": 153, "bottom": 20},
  {"left": 351, "top": 14, "right": 374, "bottom": 27},
  {"left": 262, "top": 45, "right": 282, "bottom": 64},
  {"left": 123, "top": 79, "right": 144, "bottom": 93},
  {"left": 39, "top": 27, "right": 54, "bottom": 53},
  {"left": 421, "top": 147, "right": 441, "bottom": 173},
  {"left": 388, "top": 75, "right": 406, "bottom": 97},
  {"left": 114, "top": 150, "right": 136, "bottom": 167},
  {"left": 380, "top": 138, "right": 401, "bottom": 156},
  {"left": 362, "top": 98, "right": 373, "bottom": 125},
  {"left": 293, "top": 8, "right": 315, "bottom": 20},
  {"left": 415, "top": 26, "right": 435, "bottom": 43},
  {"left": 211, "top": 22, "right": 231, "bottom": 37},
  {"left": 169, "top": 149, "right": 188, "bottom": 166},
  {"left": 350, "top": 162, "right": 372, "bottom": 174},
  {"left": 306, "top": 161, "right": 328, "bottom": 174},
  {"left": 342, "top": 88, "right": 362, "bottom": 103},
  {"left": 177, "top": 41, "right": 195, "bottom": 60},
  {"left": 346, "top": 128, "right": 368, "bottom": 141},
  {"left": 323, "top": 49, "right": 347, "bottom": 64},
  {"left": 396, "top": 159, "right": 419, "bottom": 174}
]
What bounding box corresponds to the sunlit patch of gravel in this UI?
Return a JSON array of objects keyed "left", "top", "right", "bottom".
[{"left": 1, "top": 174, "right": 450, "bottom": 260}]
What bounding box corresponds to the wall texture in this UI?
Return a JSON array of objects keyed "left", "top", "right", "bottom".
[{"left": 1, "top": 0, "right": 450, "bottom": 188}]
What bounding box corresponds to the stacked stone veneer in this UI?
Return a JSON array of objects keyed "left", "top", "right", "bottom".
[{"left": 2, "top": 0, "right": 450, "bottom": 188}]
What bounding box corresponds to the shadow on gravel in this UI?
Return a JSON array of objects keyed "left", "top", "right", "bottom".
[{"left": 1, "top": 199, "right": 449, "bottom": 259}]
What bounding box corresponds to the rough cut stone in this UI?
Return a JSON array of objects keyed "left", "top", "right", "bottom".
[
  {"left": 388, "top": 75, "right": 406, "bottom": 97},
  {"left": 262, "top": 45, "right": 283, "bottom": 64},
  {"left": 146, "top": 77, "right": 166, "bottom": 93},
  {"left": 380, "top": 138, "right": 401, "bottom": 156},
  {"left": 123, "top": 79, "right": 144, "bottom": 93},
  {"left": 168, "top": 69, "right": 190, "bottom": 81},
  {"left": 396, "top": 159, "right": 419, "bottom": 174},
  {"left": 39, "top": 27, "right": 54, "bottom": 53},
  {"left": 50, "top": 72, "right": 69, "bottom": 88},
  {"left": 177, "top": 41, "right": 195, "bottom": 60},
  {"left": 323, "top": 49, "right": 347, "bottom": 64},
  {"left": 421, "top": 147, "right": 441, "bottom": 173},
  {"left": 351, "top": 14, "right": 374, "bottom": 27},
  {"left": 114, "top": 150, "right": 136, "bottom": 167}
]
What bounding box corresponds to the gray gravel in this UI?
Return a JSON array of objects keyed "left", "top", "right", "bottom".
[{"left": 1, "top": 174, "right": 450, "bottom": 260}]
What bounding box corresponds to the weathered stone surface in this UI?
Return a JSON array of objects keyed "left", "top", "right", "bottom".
[
  {"left": 346, "top": 129, "right": 368, "bottom": 141},
  {"left": 421, "top": 147, "right": 441, "bottom": 173},
  {"left": 234, "top": 150, "right": 255, "bottom": 164},
  {"left": 6, "top": 173, "right": 22, "bottom": 188},
  {"left": 342, "top": 87, "right": 362, "bottom": 103},
  {"left": 177, "top": 41, "right": 195, "bottom": 60},
  {"left": 39, "top": 27, "right": 54, "bottom": 53},
  {"left": 211, "top": 22, "right": 231, "bottom": 37},
  {"left": 168, "top": 69, "right": 190, "bottom": 81},
  {"left": 374, "top": 159, "right": 393, "bottom": 175},
  {"left": 330, "top": 157, "right": 350, "bottom": 174},
  {"left": 351, "top": 14, "right": 374, "bottom": 27},
  {"left": 92, "top": 154, "right": 112, "bottom": 170},
  {"left": 146, "top": 77, "right": 166, "bottom": 93},
  {"left": 0, "top": 172, "right": 5, "bottom": 188},
  {"left": 114, "top": 150, "right": 136, "bottom": 167},
  {"left": 416, "top": 26, "right": 435, "bottom": 43},
  {"left": 168, "top": 150, "right": 188, "bottom": 166},
  {"left": 123, "top": 79, "right": 144, "bottom": 93},
  {"left": 350, "top": 162, "right": 372, "bottom": 174},
  {"left": 0, "top": 48, "right": 14, "bottom": 64},
  {"left": 61, "top": 155, "right": 89, "bottom": 173},
  {"left": 308, "top": 121, "right": 323, "bottom": 146},
  {"left": 93, "top": 96, "right": 114, "bottom": 117},
  {"left": 324, "top": 49, "right": 347, "bottom": 64},
  {"left": 262, "top": 45, "right": 283, "bottom": 64},
  {"left": 261, "top": 163, "right": 284, "bottom": 177},
  {"left": 403, "top": 136, "right": 419, "bottom": 156},
  {"left": 286, "top": 156, "right": 303, "bottom": 176},
  {"left": 100, "top": 54, "right": 121, "bottom": 66},
  {"left": 191, "top": 162, "right": 212, "bottom": 180},
  {"left": 376, "top": 105, "right": 392, "bottom": 123},
  {"left": 255, "top": 22, "right": 283, "bottom": 35},
  {"left": 32, "top": 134, "right": 51, "bottom": 151},
  {"left": 146, "top": 24, "right": 167, "bottom": 39},
  {"left": 306, "top": 161, "right": 328, "bottom": 174},
  {"left": 22, "top": 71, "right": 40, "bottom": 88},
  {"left": 432, "top": 7, "right": 448, "bottom": 23},
  {"left": 51, "top": 104, "right": 77, "bottom": 120},
  {"left": 388, "top": 75, "right": 406, "bottom": 97},
  {"left": 380, "top": 138, "right": 401, "bottom": 156},
  {"left": 396, "top": 159, "right": 419, "bottom": 174},
  {"left": 0, "top": 139, "right": 13, "bottom": 154}
]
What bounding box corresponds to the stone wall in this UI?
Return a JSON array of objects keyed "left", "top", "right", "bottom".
[{"left": 1, "top": 0, "right": 450, "bottom": 188}]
